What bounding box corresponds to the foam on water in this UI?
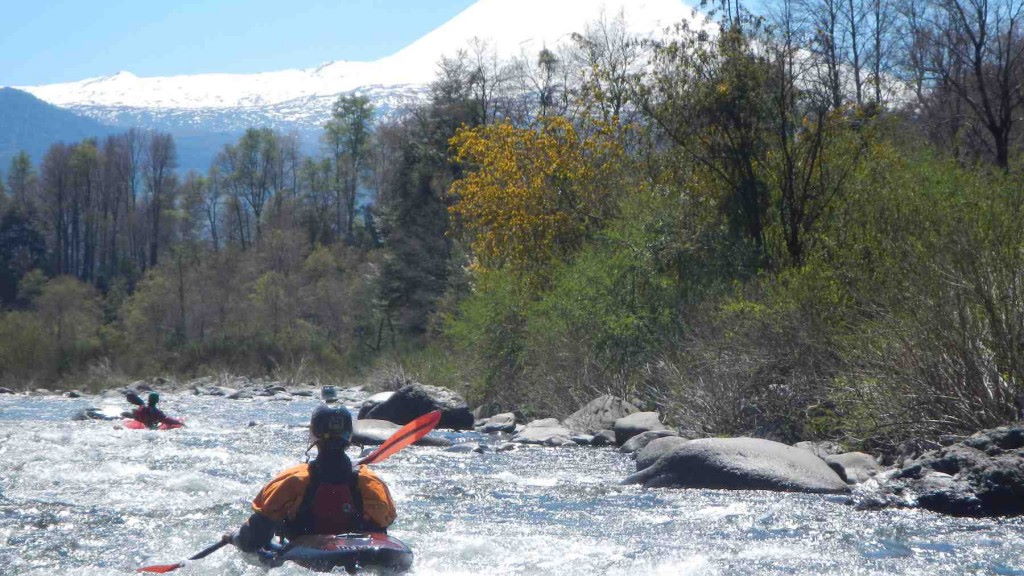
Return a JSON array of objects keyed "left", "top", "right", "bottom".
[{"left": 1, "top": 393, "right": 1024, "bottom": 575}]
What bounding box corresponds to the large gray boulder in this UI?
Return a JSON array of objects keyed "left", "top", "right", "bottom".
[
  {"left": 620, "top": 429, "right": 680, "bottom": 455},
  {"left": 362, "top": 383, "right": 474, "bottom": 430},
  {"left": 614, "top": 412, "right": 668, "bottom": 445},
  {"left": 512, "top": 418, "right": 574, "bottom": 447},
  {"left": 625, "top": 437, "right": 849, "bottom": 493},
  {"left": 358, "top": 392, "right": 394, "bottom": 419},
  {"left": 825, "top": 452, "right": 884, "bottom": 484},
  {"left": 352, "top": 418, "right": 452, "bottom": 447},
  {"left": 865, "top": 424, "right": 1024, "bottom": 516},
  {"left": 635, "top": 436, "right": 690, "bottom": 470},
  {"left": 564, "top": 395, "right": 639, "bottom": 434}
]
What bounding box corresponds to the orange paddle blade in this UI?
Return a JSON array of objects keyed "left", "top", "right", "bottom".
[
  {"left": 359, "top": 410, "right": 442, "bottom": 465},
  {"left": 137, "top": 562, "right": 184, "bottom": 573}
]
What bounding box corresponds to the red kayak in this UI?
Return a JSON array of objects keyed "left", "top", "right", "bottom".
[{"left": 121, "top": 418, "right": 184, "bottom": 430}]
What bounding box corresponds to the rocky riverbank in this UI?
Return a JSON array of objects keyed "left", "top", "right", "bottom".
[{"left": 47, "top": 376, "right": 1024, "bottom": 519}]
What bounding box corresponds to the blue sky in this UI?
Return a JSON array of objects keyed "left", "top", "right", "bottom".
[{"left": 2, "top": 0, "right": 477, "bottom": 86}]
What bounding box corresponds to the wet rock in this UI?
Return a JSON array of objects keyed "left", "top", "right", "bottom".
[
  {"left": 0, "top": 387, "right": 14, "bottom": 394},
  {"left": 572, "top": 434, "right": 594, "bottom": 445},
  {"left": 72, "top": 407, "right": 117, "bottom": 421},
  {"left": 227, "top": 390, "right": 253, "bottom": 400},
  {"left": 495, "top": 443, "right": 517, "bottom": 452},
  {"left": 363, "top": 383, "right": 474, "bottom": 430},
  {"left": 64, "top": 390, "right": 82, "bottom": 398},
  {"left": 825, "top": 452, "right": 884, "bottom": 484},
  {"left": 635, "top": 436, "right": 690, "bottom": 470},
  {"left": 793, "top": 440, "right": 844, "bottom": 459},
  {"left": 868, "top": 424, "right": 1024, "bottom": 516},
  {"left": 358, "top": 392, "right": 394, "bottom": 418},
  {"left": 591, "top": 429, "right": 617, "bottom": 447},
  {"left": 626, "top": 437, "right": 849, "bottom": 494},
  {"left": 352, "top": 418, "right": 452, "bottom": 447},
  {"left": 564, "top": 395, "right": 639, "bottom": 435},
  {"left": 512, "top": 419, "right": 574, "bottom": 447},
  {"left": 619, "top": 429, "right": 680, "bottom": 455},
  {"left": 478, "top": 412, "right": 517, "bottom": 434},
  {"left": 614, "top": 412, "right": 668, "bottom": 445}
]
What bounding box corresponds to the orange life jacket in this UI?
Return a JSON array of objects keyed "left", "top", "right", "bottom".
[{"left": 283, "top": 462, "right": 364, "bottom": 537}]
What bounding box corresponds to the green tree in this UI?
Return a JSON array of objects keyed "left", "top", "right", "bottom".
[{"left": 323, "top": 94, "right": 374, "bottom": 243}]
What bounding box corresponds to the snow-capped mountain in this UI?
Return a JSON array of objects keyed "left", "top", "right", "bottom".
[{"left": 16, "top": 0, "right": 702, "bottom": 132}]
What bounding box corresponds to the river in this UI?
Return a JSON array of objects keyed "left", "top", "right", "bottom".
[{"left": 1, "top": 392, "right": 1023, "bottom": 575}]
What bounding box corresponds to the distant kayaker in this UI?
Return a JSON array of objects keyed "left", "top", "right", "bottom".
[
  {"left": 231, "top": 406, "right": 396, "bottom": 556},
  {"left": 125, "top": 392, "right": 182, "bottom": 429}
]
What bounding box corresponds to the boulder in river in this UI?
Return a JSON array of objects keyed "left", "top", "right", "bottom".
[
  {"left": 614, "top": 412, "right": 668, "bottom": 445},
  {"left": 564, "top": 395, "right": 639, "bottom": 435},
  {"left": 572, "top": 434, "right": 594, "bottom": 445},
  {"left": 64, "top": 390, "right": 82, "bottom": 398},
  {"left": 358, "top": 392, "right": 395, "bottom": 419},
  {"left": 0, "top": 387, "right": 14, "bottom": 394},
  {"left": 626, "top": 436, "right": 850, "bottom": 493},
  {"left": 512, "top": 418, "right": 574, "bottom": 447},
  {"left": 352, "top": 419, "right": 452, "bottom": 447},
  {"left": 478, "top": 412, "right": 517, "bottom": 434},
  {"left": 825, "top": 452, "right": 884, "bottom": 484},
  {"left": 445, "top": 442, "right": 481, "bottom": 453},
  {"left": 620, "top": 429, "right": 680, "bottom": 455},
  {"left": 591, "top": 429, "right": 617, "bottom": 447},
  {"left": 227, "top": 390, "right": 253, "bottom": 400},
  {"left": 72, "top": 407, "right": 118, "bottom": 421},
  {"left": 362, "top": 383, "right": 474, "bottom": 430},
  {"left": 865, "top": 424, "right": 1024, "bottom": 516},
  {"left": 635, "top": 436, "right": 690, "bottom": 470}
]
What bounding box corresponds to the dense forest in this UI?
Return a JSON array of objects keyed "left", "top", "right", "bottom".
[{"left": 1, "top": 0, "right": 1022, "bottom": 452}]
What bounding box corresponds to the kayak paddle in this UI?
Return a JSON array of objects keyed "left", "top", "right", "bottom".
[
  {"left": 358, "top": 410, "right": 442, "bottom": 465},
  {"left": 136, "top": 535, "right": 232, "bottom": 573},
  {"left": 126, "top": 392, "right": 145, "bottom": 406},
  {"left": 136, "top": 409, "right": 443, "bottom": 573}
]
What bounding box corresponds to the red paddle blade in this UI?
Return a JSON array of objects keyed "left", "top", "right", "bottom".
[
  {"left": 136, "top": 562, "right": 184, "bottom": 573},
  {"left": 359, "top": 410, "right": 442, "bottom": 465}
]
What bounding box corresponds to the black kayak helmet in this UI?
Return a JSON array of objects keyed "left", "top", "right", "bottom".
[{"left": 310, "top": 405, "right": 353, "bottom": 447}]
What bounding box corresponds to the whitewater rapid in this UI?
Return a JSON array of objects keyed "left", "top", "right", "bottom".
[{"left": 1, "top": 393, "right": 1023, "bottom": 575}]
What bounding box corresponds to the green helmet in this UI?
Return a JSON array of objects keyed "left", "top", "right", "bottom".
[{"left": 147, "top": 392, "right": 159, "bottom": 406}]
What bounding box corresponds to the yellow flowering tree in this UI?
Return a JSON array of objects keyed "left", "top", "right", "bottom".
[{"left": 448, "top": 117, "right": 624, "bottom": 279}]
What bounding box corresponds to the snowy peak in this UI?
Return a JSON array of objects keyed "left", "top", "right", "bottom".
[{"left": 16, "top": 0, "right": 702, "bottom": 113}]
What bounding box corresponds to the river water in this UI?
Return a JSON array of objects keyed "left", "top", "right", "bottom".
[{"left": 1, "top": 392, "right": 1023, "bottom": 576}]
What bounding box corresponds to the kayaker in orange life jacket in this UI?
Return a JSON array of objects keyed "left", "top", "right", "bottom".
[{"left": 231, "top": 406, "right": 396, "bottom": 554}]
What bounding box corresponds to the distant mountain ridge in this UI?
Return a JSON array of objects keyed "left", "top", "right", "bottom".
[
  {"left": 0, "top": 87, "right": 116, "bottom": 170},
  {"left": 14, "top": 0, "right": 700, "bottom": 131},
  {"left": 2, "top": 0, "right": 704, "bottom": 172}
]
